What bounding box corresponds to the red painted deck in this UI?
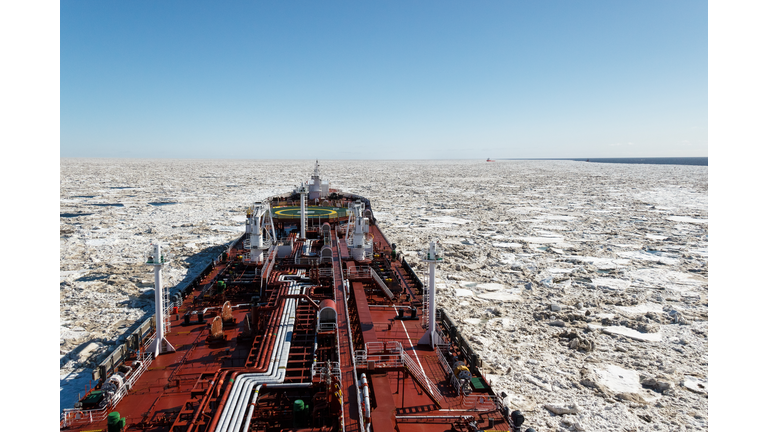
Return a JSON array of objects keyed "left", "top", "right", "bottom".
[{"left": 62, "top": 198, "right": 516, "bottom": 432}]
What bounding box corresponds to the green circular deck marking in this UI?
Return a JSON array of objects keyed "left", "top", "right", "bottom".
[{"left": 272, "top": 206, "right": 341, "bottom": 219}]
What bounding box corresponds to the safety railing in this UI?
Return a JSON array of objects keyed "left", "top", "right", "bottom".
[
  {"left": 460, "top": 393, "right": 501, "bottom": 411},
  {"left": 312, "top": 361, "right": 341, "bottom": 383},
  {"left": 400, "top": 348, "right": 443, "bottom": 403},
  {"left": 434, "top": 322, "right": 450, "bottom": 348},
  {"left": 359, "top": 351, "right": 404, "bottom": 369},
  {"left": 61, "top": 348, "right": 154, "bottom": 427},
  {"left": 358, "top": 341, "right": 403, "bottom": 368},
  {"left": 436, "top": 347, "right": 453, "bottom": 376},
  {"left": 344, "top": 267, "right": 372, "bottom": 279},
  {"left": 358, "top": 342, "right": 443, "bottom": 403},
  {"left": 316, "top": 268, "right": 334, "bottom": 278},
  {"left": 61, "top": 406, "right": 110, "bottom": 428},
  {"left": 318, "top": 322, "right": 337, "bottom": 332},
  {"left": 294, "top": 257, "right": 320, "bottom": 266}
]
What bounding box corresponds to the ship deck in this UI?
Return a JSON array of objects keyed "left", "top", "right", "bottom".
[{"left": 61, "top": 199, "right": 513, "bottom": 432}]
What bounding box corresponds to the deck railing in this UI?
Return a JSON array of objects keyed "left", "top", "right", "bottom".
[
  {"left": 436, "top": 347, "right": 453, "bottom": 376},
  {"left": 318, "top": 322, "right": 337, "bottom": 332},
  {"left": 399, "top": 348, "right": 443, "bottom": 403},
  {"left": 312, "top": 361, "right": 341, "bottom": 383},
  {"left": 344, "top": 267, "right": 371, "bottom": 279},
  {"left": 460, "top": 393, "right": 501, "bottom": 411},
  {"left": 357, "top": 342, "right": 443, "bottom": 403},
  {"left": 61, "top": 346, "right": 155, "bottom": 427},
  {"left": 316, "top": 268, "right": 334, "bottom": 278},
  {"left": 294, "top": 257, "right": 320, "bottom": 266}
]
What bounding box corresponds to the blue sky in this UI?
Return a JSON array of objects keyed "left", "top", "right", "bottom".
[{"left": 60, "top": 1, "right": 707, "bottom": 159}]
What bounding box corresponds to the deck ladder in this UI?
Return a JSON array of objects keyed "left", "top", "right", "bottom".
[{"left": 400, "top": 349, "right": 443, "bottom": 405}]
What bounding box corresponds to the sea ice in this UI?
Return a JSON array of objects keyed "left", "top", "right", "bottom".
[
  {"left": 616, "top": 250, "right": 679, "bottom": 265},
  {"left": 59, "top": 159, "right": 708, "bottom": 431},
  {"left": 516, "top": 236, "right": 564, "bottom": 244},
  {"left": 454, "top": 288, "right": 475, "bottom": 297},
  {"left": 682, "top": 376, "right": 708, "bottom": 394},
  {"left": 477, "top": 292, "right": 522, "bottom": 302},
  {"left": 615, "top": 303, "right": 665, "bottom": 315},
  {"left": 590, "top": 278, "right": 631, "bottom": 290},
  {"left": 589, "top": 324, "right": 663, "bottom": 342},
  {"left": 667, "top": 216, "right": 708, "bottom": 224},
  {"left": 476, "top": 282, "right": 507, "bottom": 291},
  {"left": 492, "top": 242, "right": 523, "bottom": 248},
  {"left": 546, "top": 268, "right": 575, "bottom": 274},
  {"left": 564, "top": 255, "right": 630, "bottom": 269},
  {"left": 592, "top": 364, "right": 642, "bottom": 394}
]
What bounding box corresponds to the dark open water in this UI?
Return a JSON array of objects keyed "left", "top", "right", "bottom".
[
  {"left": 500, "top": 157, "right": 707, "bottom": 166},
  {"left": 571, "top": 157, "right": 707, "bottom": 166}
]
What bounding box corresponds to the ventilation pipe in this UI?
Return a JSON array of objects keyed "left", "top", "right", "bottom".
[{"left": 298, "top": 183, "right": 308, "bottom": 240}]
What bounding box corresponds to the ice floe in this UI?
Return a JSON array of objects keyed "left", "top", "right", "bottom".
[
  {"left": 590, "top": 278, "right": 631, "bottom": 290},
  {"left": 592, "top": 364, "right": 642, "bottom": 394},
  {"left": 667, "top": 216, "right": 708, "bottom": 224},
  {"left": 589, "top": 324, "right": 663, "bottom": 342}
]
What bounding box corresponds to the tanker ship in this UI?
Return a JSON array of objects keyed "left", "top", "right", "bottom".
[{"left": 61, "top": 161, "right": 536, "bottom": 432}]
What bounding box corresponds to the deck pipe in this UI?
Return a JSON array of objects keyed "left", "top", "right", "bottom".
[
  {"left": 213, "top": 288, "right": 297, "bottom": 432},
  {"left": 239, "top": 382, "right": 312, "bottom": 432},
  {"left": 215, "top": 276, "right": 314, "bottom": 432},
  {"left": 206, "top": 370, "right": 242, "bottom": 432},
  {"left": 221, "top": 301, "right": 296, "bottom": 432},
  {"left": 359, "top": 373, "right": 371, "bottom": 422},
  {"left": 248, "top": 283, "right": 290, "bottom": 373},
  {"left": 183, "top": 369, "right": 227, "bottom": 432},
  {"left": 252, "top": 282, "right": 298, "bottom": 373},
  {"left": 208, "top": 281, "right": 291, "bottom": 429}
]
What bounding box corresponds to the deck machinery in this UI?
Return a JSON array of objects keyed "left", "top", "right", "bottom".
[{"left": 61, "top": 161, "right": 535, "bottom": 432}]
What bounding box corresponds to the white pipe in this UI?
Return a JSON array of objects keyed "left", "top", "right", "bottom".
[
  {"left": 219, "top": 311, "right": 291, "bottom": 431},
  {"left": 240, "top": 384, "right": 262, "bottom": 432},
  {"left": 215, "top": 275, "right": 314, "bottom": 432},
  {"left": 360, "top": 373, "right": 371, "bottom": 421},
  {"left": 311, "top": 332, "right": 318, "bottom": 380},
  {"left": 215, "top": 283, "right": 296, "bottom": 432},
  {"left": 223, "top": 292, "right": 295, "bottom": 431}
]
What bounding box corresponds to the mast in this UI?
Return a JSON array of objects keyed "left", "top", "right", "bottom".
[
  {"left": 418, "top": 240, "right": 444, "bottom": 348},
  {"left": 147, "top": 243, "right": 175, "bottom": 357}
]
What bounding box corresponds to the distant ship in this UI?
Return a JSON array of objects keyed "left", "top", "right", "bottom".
[
  {"left": 61, "top": 160, "right": 536, "bottom": 432},
  {"left": 486, "top": 158, "right": 495, "bottom": 162}
]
